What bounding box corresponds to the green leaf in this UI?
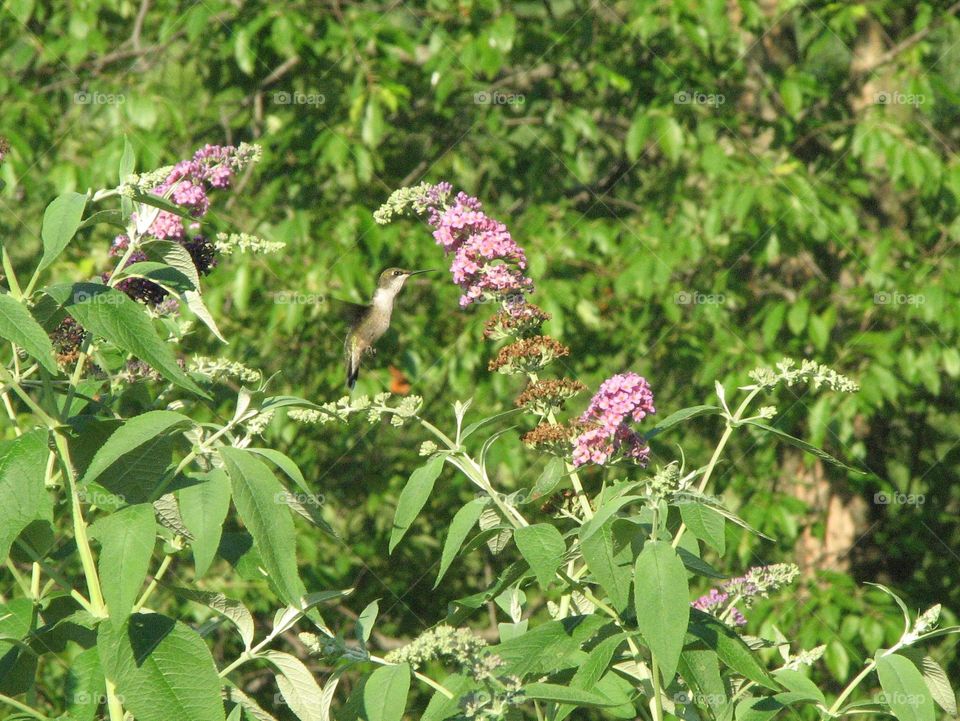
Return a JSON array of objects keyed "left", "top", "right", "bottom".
[
  {"left": 523, "top": 682, "right": 616, "bottom": 706},
  {"left": 688, "top": 609, "right": 776, "bottom": 688},
  {"left": 39, "top": 192, "right": 87, "bottom": 272},
  {"left": 634, "top": 540, "right": 689, "bottom": 684},
  {"left": 780, "top": 78, "right": 803, "bottom": 117},
  {"left": 773, "top": 669, "right": 824, "bottom": 703},
  {"left": 645, "top": 405, "right": 721, "bottom": 440},
  {"left": 356, "top": 599, "right": 379, "bottom": 644},
  {"left": 389, "top": 455, "right": 444, "bottom": 553},
  {"left": 554, "top": 634, "right": 627, "bottom": 721},
  {"left": 876, "top": 653, "right": 935, "bottom": 721},
  {"left": 735, "top": 696, "right": 783, "bottom": 721},
  {"left": 170, "top": 586, "right": 254, "bottom": 649},
  {"left": 264, "top": 651, "right": 326, "bottom": 721},
  {"left": 0, "top": 430, "right": 49, "bottom": 562},
  {"left": 140, "top": 240, "right": 200, "bottom": 288},
  {"left": 679, "top": 502, "right": 725, "bottom": 554},
  {"left": 495, "top": 615, "right": 608, "bottom": 677},
  {"left": 82, "top": 410, "right": 192, "bottom": 487},
  {"left": 0, "top": 293, "right": 58, "bottom": 373},
  {"left": 179, "top": 470, "right": 232, "bottom": 577},
  {"left": 220, "top": 447, "right": 306, "bottom": 606},
  {"left": 435, "top": 499, "right": 486, "bottom": 587},
  {"left": 741, "top": 420, "right": 863, "bottom": 473},
  {"left": 678, "top": 648, "right": 731, "bottom": 720},
  {"left": 514, "top": 523, "right": 566, "bottom": 588},
  {"left": 44, "top": 283, "right": 208, "bottom": 397},
  {"left": 527, "top": 457, "right": 566, "bottom": 502},
  {"left": 91, "top": 504, "right": 156, "bottom": 628},
  {"left": 98, "top": 613, "right": 226, "bottom": 721},
  {"left": 580, "top": 520, "right": 631, "bottom": 612},
  {"left": 119, "top": 261, "right": 196, "bottom": 295},
  {"left": 918, "top": 656, "right": 957, "bottom": 717},
  {"left": 246, "top": 448, "right": 309, "bottom": 494},
  {"left": 362, "top": 663, "right": 410, "bottom": 721},
  {"left": 65, "top": 646, "right": 106, "bottom": 721}
]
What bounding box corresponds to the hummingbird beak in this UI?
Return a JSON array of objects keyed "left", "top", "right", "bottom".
[{"left": 407, "top": 269, "right": 437, "bottom": 277}]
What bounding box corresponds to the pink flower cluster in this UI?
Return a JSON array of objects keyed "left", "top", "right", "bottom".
[
  {"left": 692, "top": 589, "right": 746, "bottom": 626},
  {"left": 424, "top": 187, "right": 534, "bottom": 308},
  {"left": 140, "top": 144, "right": 245, "bottom": 241},
  {"left": 572, "top": 372, "right": 655, "bottom": 466}
]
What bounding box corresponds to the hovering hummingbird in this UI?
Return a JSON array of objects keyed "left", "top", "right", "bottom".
[{"left": 340, "top": 268, "right": 435, "bottom": 389}]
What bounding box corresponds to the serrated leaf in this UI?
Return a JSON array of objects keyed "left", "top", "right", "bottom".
[
  {"left": 919, "top": 656, "right": 957, "bottom": 716},
  {"left": 876, "top": 653, "right": 935, "bottom": 721},
  {"left": 514, "top": 523, "right": 566, "bottom": 588},
  {"left": 82, "top": 410, "right": 191, "bottom": 487},
  {"left": 220, "top": 447, "right": 306, "bottom": 606},
  {"left": 634, "top": 540, "right": 689, "bottom": 684},
  {"left": 0, "top": 430, "right": 49, "bottom": 562},
  {"left": 679, "top": 502, "right": 725, "bottom": 554},
  {"left": 0, "top": 293, "right": 58, "bottom": 373},
  {"left": 389, "top": 455, "right": 444, "bottom": 553},
  {"left": 39, "top": 192, "right": 87, "bottom": 272},
  {"left": 688, "top": 609, "right": 776, "bottom": 688},
  {"left": 264, "top": 651, "right": 326, "bottom": 721},
  {"left": 580, "top": 520, "right": 631, "bottom": 612},
  {"left": 98, "top": 613, "right": 225, "bottom": 721},
  {"left": 153, "top": 493, "right": 194, "bottom": 540},
  {"left": 171, "top": 587, "right": 255, "bottom": 649},
  {"left": 44, "top": 283, "right": 207, "bottom": 397},
  {"left": 91, "top": 504, "right": 156, "bottom": 628},
  {"left": 523, "top": 682, "right": 616, "bottom": 706}
]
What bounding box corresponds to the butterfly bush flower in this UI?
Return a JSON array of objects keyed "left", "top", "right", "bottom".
[
  {"left": 375, "top": 182, "right": 534, "bottom": 308},
  {"left": 109, "top": 143, "right": 262, "bottom": 305},
  {"left": 572, "top": 372, "right": 656, "bottom": 467},
  {"left": 693, "top": 563, "right": 800, "bottom": 628}
]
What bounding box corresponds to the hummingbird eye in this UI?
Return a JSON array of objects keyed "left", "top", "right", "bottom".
[{"left": 393, "top": 270, "right": 402, "bottom": 276}]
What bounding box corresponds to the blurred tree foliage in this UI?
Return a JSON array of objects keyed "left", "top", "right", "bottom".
[{"left": 2, "top": 0, "right": 959, "bottom": 701}]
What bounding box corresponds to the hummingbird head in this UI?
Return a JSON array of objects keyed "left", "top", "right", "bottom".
[{"left": 376, "top": 267, "right": 435, "bottom": 294}]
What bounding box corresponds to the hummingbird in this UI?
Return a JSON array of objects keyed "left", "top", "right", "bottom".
[{"left": 340, "top": 268, "right": 435, "bottom": 389}]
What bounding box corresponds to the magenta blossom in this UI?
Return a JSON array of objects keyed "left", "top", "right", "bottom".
[
  {"left": 572, "top": 372, "right": 655, "bottom": 466},
  {"left": 374, "top": 182, "right": 534, "bottom": 308},
  {"left": 692, "top": 589, "right": 747, "bottom": 627}
]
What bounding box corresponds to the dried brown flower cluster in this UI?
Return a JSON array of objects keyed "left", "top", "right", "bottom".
[
  {"left": 515, "top": 378, "right": 586, "bottom": 415},
  {"left": 51, "top": 317, "right": 85, "bottom": 365},
  {"left": 487, "top": 335, "right": 570, "bottom": 375},
  {"left": 520, "top": 421, "right": 585, "bottom": 455},
  {"left": 0, "top": 136, "right": 9, "bottom": 165},
  {"left": 483, "top": 302, "right": 551, "bottom": 340}
]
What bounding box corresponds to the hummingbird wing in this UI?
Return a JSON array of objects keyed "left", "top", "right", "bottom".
[{"left": 327, "top": 298, "right": 369, "bottom": 327}]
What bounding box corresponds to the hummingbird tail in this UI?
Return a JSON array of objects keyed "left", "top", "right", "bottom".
[{"left": 346, "top": 365, "right": 359, "bottom": 390}]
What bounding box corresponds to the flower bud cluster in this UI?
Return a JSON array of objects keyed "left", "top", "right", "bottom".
[
  {"left": 748, "top": 358, "right": 859, "bottom": 393},
  {"left": 288, "top": 393, "right": 422, "bottom": 428}
]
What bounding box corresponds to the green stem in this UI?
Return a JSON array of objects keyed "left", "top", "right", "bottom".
[
  {"left": 53, "top": 434, "right": 106, "bottom": 615},
  {"left": 672, "top": 387, "right": 762, "bottom": 549},
  {"left": 132, "top": 553, "right": 173, "bottom": 612},
  {"left": 0, "top": 693, "right": 50, "bottom": 720},
  {"left": 369, "top": 655, "right": 454, "bottom": 699},
  {"left": 650, "top": 656, "right": 664, "bottom": 721},
  {"left": 828, "top": 660, "right": 877, "bottom": 715}
]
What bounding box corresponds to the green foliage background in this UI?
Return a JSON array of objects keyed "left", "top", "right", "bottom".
[{"left": 3, "top": 0, "right": 959, "bottom": 708}]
